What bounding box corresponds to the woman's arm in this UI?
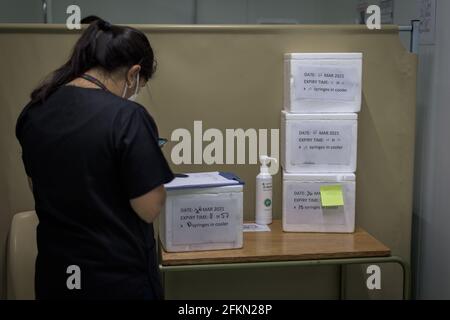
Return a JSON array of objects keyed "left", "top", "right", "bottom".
[
  {"left": 27, "top": 176, "right": 33, "bottom": 192},
  {"left": 130, "top": 185, "right": 166, "bottom": 224}
]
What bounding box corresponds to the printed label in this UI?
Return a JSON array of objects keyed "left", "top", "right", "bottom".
[
  {"left": 290, "top": 122, "right": 354, "bottom": 167},
  {"left": 295, "top": 65, "right": 359, "bottom": 101},
  {"left": 284, "top": 182, "right": 346, "bottom": 226},
  {"left": 172, "top": 197, "right": 238, "bottom": 245}
]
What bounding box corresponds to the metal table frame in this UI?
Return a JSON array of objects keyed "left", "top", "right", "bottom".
[{"left": 159, "top": 255, "right": 410, "bottom": 300}]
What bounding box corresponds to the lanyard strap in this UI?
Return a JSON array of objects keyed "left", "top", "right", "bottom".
[{"left": 80, "top": 74, "right": 109, "bottom": 92}]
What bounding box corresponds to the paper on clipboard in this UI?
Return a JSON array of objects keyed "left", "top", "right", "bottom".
[{"left": 165, "top": 171, "right": 240, "bottom": 189}]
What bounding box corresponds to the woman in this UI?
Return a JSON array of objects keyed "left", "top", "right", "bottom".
[{"left": 15, "top": 19, "right": 174, "bottom": 299}]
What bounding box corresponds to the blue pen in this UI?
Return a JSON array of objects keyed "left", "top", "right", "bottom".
[{"left": 158, "top": 138, "right": 168, "bottom": 147}]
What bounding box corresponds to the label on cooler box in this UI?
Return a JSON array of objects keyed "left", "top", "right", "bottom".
[
  {"left": 290, "top": 122, "right": 353, "bottom": 166},
  {"left": 172, "top": 197, "right": 238, "bottom": 245},
  {"left": 284, "top": 182, "right": 346, "bottom": 226},
  {"left": 295, "top": 65, "right": 359, "bottom": 101}
]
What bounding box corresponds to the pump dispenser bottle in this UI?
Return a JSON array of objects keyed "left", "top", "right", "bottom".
[{"left": 255, "top": 155, "right": 277, "bottom": 225}]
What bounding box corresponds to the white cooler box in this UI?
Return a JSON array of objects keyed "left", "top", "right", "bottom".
[
  {"left": 159, "top": 172, "right": 244, "bottom": 252},
  {"left": 284, "top": 53, "right": 362, "bottom": 113},
  {"left": 282, "top": 172, "right": 356, "bottom": 233},
  {"left": 281, "top": 111, "right": 358, "bottom": 173}
]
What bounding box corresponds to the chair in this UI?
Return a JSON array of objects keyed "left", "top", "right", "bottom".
[{"left": 6, "top": 211, "right": 38, "bottom": 300}]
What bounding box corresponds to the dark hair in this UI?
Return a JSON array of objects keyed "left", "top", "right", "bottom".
[
  {"left": 31, "top": 19, "right": 156, "bottom": 104},
  {"left": 81, "top": 15, "right": 101, "bottom": 24}
]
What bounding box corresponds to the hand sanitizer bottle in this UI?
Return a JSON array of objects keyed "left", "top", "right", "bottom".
[{"left": 256, "top": 155, "right": 277, "bottom": 225}]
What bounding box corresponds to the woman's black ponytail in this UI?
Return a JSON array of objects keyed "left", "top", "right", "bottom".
[{"left": 30, "top": 19, "right": 156, "bottom": 104}]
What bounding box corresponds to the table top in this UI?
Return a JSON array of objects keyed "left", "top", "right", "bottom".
[{"left": 159, "top": 220, "right": 391, "bottom": 266}]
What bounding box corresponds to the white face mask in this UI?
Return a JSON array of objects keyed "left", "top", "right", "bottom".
[{"left": 122, "top": 73, "right": 140, "bottom": 101}]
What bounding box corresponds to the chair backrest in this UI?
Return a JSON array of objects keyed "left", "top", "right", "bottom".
[{"left": 7, "top": 211, "right": 38, "bottom": 300}]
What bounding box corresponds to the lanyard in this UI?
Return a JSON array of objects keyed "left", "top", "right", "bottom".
[{"left": 80, "top": 74, "right": 109, "bottom": 92}]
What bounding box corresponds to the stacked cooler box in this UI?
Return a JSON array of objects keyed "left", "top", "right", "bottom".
[{"left": 281, "top": 53, "right": 363, "bottom": 233}]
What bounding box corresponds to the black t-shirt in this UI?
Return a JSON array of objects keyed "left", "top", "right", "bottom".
[{"left": 16, "top": 86, "right": 174, "bottom": 299}]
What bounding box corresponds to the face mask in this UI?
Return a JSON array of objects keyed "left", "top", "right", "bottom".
[{"left": 122, "top": 73, "right": 140, "bottom": 101}]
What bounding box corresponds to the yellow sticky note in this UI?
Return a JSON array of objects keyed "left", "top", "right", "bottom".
[{"left": 320, "top": 185, "right": 344, "bottom": 207}]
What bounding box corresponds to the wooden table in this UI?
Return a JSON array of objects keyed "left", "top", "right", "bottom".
[{"left": 159, "top": 220, "right": 410, "bottom": 299}]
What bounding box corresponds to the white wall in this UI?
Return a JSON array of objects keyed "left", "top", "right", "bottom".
[
  {"left": 0, "top": 0, "right": 43, "bottom": 22},
  {"left": 0, "top": 0, "right": 358, "bottom": 24},
  {"left": 415, "top": 0, "right": 450, "bottom": 299},
  {"left": 196, "top": 0, "right": 248, "bottom": 24},
  {"left": 246, "top": 0, "right": 357, "bottom": 24},
  {"left": 393, "top": 0, "right": 450, "bottom": 299},
  {"left": 392, "top": 0, "right": 419, "bottom": 49},
  {"left": 50, "top": 0, "right": 195, "bottom": 24}
]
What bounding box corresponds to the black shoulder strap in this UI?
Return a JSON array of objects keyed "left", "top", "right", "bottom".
[{"left": 80, "top": 74, "right": 109, "bottom": 92}]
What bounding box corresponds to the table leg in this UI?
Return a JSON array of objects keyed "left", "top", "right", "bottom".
[
  {"left": 160, "top": 266, "right": 167, "bottom": 299},
  {"left": 339, "top": 265, "right": 346, "bottom": 300},
  {"left": 389, "top": 257, "right": 411, "bottom": 300}
]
